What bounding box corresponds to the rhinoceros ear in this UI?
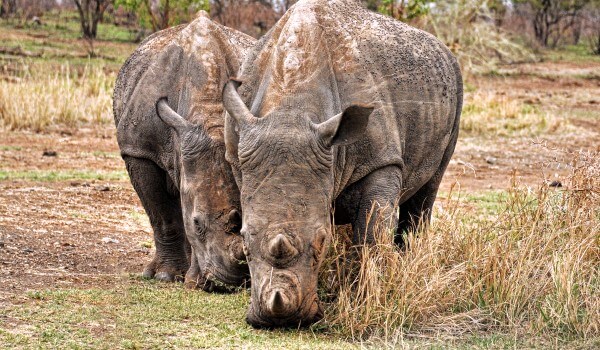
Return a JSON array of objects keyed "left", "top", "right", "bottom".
[
  {"left": 222, "top": 80, "right": 258, "bottom": 126},
  {"left": 316, "top": 105, "right": 374, "bottom": 147},
  {"left": 156, "top": 98, "right": 190, "bottom": 136}
]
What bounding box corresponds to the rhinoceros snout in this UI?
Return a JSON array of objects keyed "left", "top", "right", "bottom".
[
  {"left": 246, "top": 295, "right": 323, "bottom": 328},
  {"left": 246, "top": 271, "right": 322, "bottom": 328}
]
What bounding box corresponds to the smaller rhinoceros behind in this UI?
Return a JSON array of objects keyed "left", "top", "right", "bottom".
[{"left": 113, "top": 12, "right": 256, "bottom": 291}]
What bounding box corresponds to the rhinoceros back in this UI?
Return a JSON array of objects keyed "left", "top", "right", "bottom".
[{"left": 234, "top": 0, "right": 462, "bottom": 197}]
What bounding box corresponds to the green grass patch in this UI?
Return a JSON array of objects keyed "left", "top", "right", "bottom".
[
  {"left": 464, "top": 190, "right": 509, "bottom": 214},
  {"left": 544, "top": 44, "right": 600, "bottom": 64},
  {"left": 86, "top": 151, "right": 121, "bottom": 159},
  {"left": 0, "top": 145, "right": 22, "bottom": 151},
  {"left": 0, "top": 282, "right": 356, "bottom": 349},
  {"left": 0, "top": 169, "right": 128, "bottom": 181},
  {"left": 0, "top": 10, "right": 138, "bottom": 72}
]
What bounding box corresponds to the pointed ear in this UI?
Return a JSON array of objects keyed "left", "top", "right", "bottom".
[
  {"left": 222, "top": 80, "right": 257, "bottom": 126},
  {"left": 315, "top": 105, "right": 374, "bottom": 146},
  {"left": 156, "top": 98, "right": 190, "bottom": 136}
]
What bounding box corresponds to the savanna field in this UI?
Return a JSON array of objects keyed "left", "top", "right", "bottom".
[{"left": 1, "top": 4, "right": 599, "bottom": 350}]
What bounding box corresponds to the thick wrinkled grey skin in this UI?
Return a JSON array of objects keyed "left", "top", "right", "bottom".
[
  {"left": 223, "top": 0, "right": 463, "bottom": 327},
  {"left": 113, "top": 13, "right": 256, "bottom": 291}
]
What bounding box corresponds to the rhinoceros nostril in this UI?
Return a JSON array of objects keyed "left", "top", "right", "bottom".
[{"left": 268, "top": 234, "right": 298, "bottom": 259}]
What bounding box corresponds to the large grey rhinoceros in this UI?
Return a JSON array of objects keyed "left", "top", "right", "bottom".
[
  {"left": 222, "top": 0, "right": 463, "bottom": 327},
  {"left": 113, "top": 12, "right": 255, "bottom": 291}
]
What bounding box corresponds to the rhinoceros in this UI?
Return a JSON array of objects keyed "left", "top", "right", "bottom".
[
  {"left": 113, "top": 12, "right": 255, "bottom": 290},
  {"left": 222, "top": 0, "right": 463, "bottom": 327}
]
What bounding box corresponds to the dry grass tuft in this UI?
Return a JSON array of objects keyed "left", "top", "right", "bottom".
[
  {"left": 461, "top": 89, "right": 561, "bottom": 136},
  {"left": 320, "top": 151, "right": 599, "bottom": 342},
  {"left": 0, "top": 64, "right": 114, "bottom": 131}
]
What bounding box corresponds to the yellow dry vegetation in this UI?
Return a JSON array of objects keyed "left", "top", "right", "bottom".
[
  {"left": 461, "top": 89, "right": 562, "bottom": 136},
  {"left": 322, "top": 151, "right": 599, "bottom": 341},
  {"left": 0, "top": 65, "right": 114, "bottom": 131}
]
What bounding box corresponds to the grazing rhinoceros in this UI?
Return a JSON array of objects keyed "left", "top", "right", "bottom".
[
  {"left": 222, "top": 0, "right": 462, "bottom": 327},
  {"left": 113, "top": 12, "right": 255, "bottom": 291}
]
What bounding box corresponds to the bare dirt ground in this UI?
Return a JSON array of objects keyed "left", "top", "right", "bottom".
[
  {"left": 0, "top": 127, "right": 151, "bottom": 302},
  {"left": 1, "top": 61, "right": 599, "bottom": 309},
  {"left": 444, "top": 66, "right": 599, "bottom": 191}
]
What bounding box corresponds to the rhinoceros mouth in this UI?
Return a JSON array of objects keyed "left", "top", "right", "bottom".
[
  {"left": 203, "top": 270, "right": 250, "bottom": 293},
  {"left": 245, "top": 308, "right": 323, "bottom": 329}
]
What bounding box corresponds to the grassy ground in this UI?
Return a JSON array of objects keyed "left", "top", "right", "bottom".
[
  {"left": 0, "top": 283, "right": 578, "bottom": 350},
  {"left": 3, "top": 282, "right": 596, "bottom": 349},
  {"left": 0, "top": 13, "right": 599, "bottom": 350},
  {"left": 0, "top": 10, "right": 137, "bottom": 70}
]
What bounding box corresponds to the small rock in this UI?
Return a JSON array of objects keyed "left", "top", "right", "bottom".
[
  {"left": 42, "top": 150, "right": 57, "bottom": 157},
  {"left": 95, "top": 185, "right": 110, "bottom": 192},
  {"left": 101, "top": 237, "right": 119, "bottom": 244},
  {"left": 523, "top": 97, "right": 541, "bottom": 105},
  {"left": 0, "top": 241, "right": 4, "bottom": 248},
  {"left": 485, "top": 156, "right": 497, "bottom": 165},
  {"left": 23, "top": 247, "right": 34, "bottom": 253},
  {"left": 548, "top": 180, "right": 562, "bottom": 188}
]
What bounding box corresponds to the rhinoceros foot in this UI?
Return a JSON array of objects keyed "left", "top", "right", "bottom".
[{"left": 142, "top": 256, "right": 187, "bottom": 283}]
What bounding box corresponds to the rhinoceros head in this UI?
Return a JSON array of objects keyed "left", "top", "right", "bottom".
[
  {"left": 156, "top": 98, "right": 248, "bottom": 291},
  {"left": 223, "top": 81, "right": 373, "bottom": 326}
]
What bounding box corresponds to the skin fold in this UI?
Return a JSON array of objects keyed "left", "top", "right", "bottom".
[
  {"left": 113, "top": 12, "right": 255, "bottom": 291},
  {"left": 223, "top": 0, "right": 463, "bottom": 327}
]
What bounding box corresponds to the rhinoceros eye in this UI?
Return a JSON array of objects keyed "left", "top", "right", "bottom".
[
  {"left": 193, "top": 216, "right": 208, "bottom": 241},
  {"left": 311, "top": 228, "right": 328, "bottom": 267},
  {"left": 226, "top": 209, "right": 242, "bottom": 235},
  {"left": 181, "top": 127, "right": 209, "bottom": 159}
]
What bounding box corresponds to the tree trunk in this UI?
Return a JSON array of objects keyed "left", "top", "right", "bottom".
[
  {"left": 72, "top": 0, "right": 109, "bottom": 39},
  {"left": 1, "top": 0, "right": 17, "bottom": 18}
]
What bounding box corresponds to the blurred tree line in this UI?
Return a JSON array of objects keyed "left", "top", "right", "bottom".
[{"left": 1, "top": 0, "right": 599, "bottom": 56}]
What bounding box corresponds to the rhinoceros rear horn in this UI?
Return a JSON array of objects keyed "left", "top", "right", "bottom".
[
  {"left": 222, "top": 80, "right": 258, "bottom": 126},
  {"left": 315, "top": 105, "right": 374, "bottom": 147},
  {"left": 268, "top": 234, "right": 298, "bottom": 259},
  {"left": 156, "top": 98, "right": 190, "bottom": 136}
]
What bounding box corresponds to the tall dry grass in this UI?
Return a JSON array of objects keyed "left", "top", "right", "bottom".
[
  {"left": 321, "top": 151, "right": 599, "bottom": 342},
  {"left": 0, "top": 64, "right": 114, "bottom": 131},
  {"left": 461, "top": 89, "right": 561, "bottom": 136}
]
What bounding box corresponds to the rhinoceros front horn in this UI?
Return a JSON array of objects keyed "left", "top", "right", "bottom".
[
  {"left": 268, "top": 234, "right": 298, "bottom": 259},
  {"left": 267, "top": 290, "right": 290, "bottom": 317}
]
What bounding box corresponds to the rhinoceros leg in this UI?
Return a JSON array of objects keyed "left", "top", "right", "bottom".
[
  {"left": 396, "top": 136, "right": 457, "bottom": 247},
  {"left": 395, "top": 177, "right": 441, "bottom": 247},
  {"left": 123, "top": 156, "right": 190, "bottom": 282},
  {"left": 336, "top": 165, "right": 402, "bottom": 245}
]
